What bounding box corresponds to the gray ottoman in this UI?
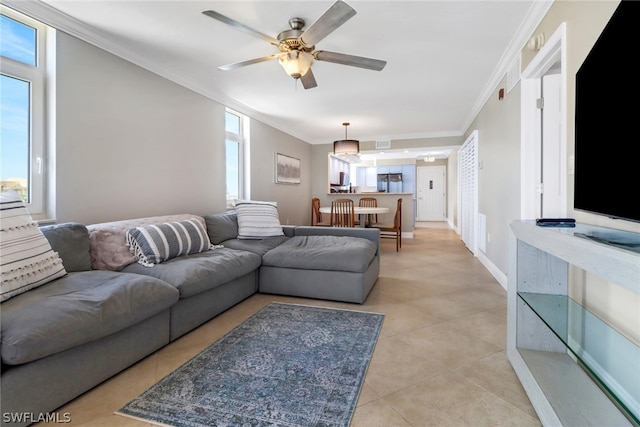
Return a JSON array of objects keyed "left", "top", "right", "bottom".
[{"left": 259, "top": 232, "right": 380, "bottom": 303}]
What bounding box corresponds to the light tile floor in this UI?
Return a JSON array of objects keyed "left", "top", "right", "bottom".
[{"left": 38, "top": 223, "right": 541, "bottom": 426}]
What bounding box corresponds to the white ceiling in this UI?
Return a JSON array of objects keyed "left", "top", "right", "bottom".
[{"left": 7, "top": 0, "right": 551, "bottom": 159}]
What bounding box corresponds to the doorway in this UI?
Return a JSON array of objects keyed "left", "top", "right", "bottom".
[
  {"left": 417, "top": 165, "right": 446, "bottom": 221},
  {"left": 458, "top": 131, "right": 478, "bottom": 255},
  {"left": 521, "top": 23, "right": 567, "bottom": 219}
]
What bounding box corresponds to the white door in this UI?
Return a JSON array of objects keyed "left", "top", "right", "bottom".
[
  {"left": 541, "top": 72, "right": 564, "bottom": 217},
  {"left": 521, "top": 24, "right": 567, "bottom": 220},
  {"left": 459, "top": 131, "right": 478, "bottom": 255},
  {"left": 417, "top": 166, "right": 446, "bottom": 221}
]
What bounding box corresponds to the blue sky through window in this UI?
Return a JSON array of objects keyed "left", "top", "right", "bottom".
[
  {"left": 0, "top": 14, "right": 36, "bottom": 183},
  {"left": 225, "top": 112, "right": 240, "bottom": 201},
  {"left": 1, "top": 75, "right": 29, "bottom": 180},
  {"left": 1, "top": 14, "right": 37, "bottom": 65}
]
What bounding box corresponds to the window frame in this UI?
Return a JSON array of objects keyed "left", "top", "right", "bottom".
[
  {"left": 0, "top": 6, "right": 48, "bottom": 217},
  {"left": 225, "top": 108, "right": 247, "bottom": 208}
]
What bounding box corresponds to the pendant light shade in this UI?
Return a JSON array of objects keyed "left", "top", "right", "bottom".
[{"left": 333, "top": 122, "right": 360, "bottom": 155}]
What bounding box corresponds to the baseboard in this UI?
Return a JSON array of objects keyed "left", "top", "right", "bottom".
[{"left": 477, "top": 250, "right": 507, "bottom": 291}]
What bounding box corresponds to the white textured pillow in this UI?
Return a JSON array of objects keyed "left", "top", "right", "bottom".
[
  {"left": 0, "top": 190, "right": 67, "bottom": 302},
  {"left": 234, "top": 200, "right": 284, "bottom": 240}
]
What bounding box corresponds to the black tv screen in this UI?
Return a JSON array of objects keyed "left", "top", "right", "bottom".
[{"left": 574, "top": 0, "right": 640, "bottom": 223}]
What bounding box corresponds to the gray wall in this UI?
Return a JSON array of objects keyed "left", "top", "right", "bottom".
[
  {"left": 249, "top": 119, "right": 312, "bottom": 225},
  {"left": 465, "top": 74, "right": 521, "bottom": 275},
  {"left": 461, "top": 1, "right": 635, "bottom": 277},
  {"left": 525, "top": 0, "right": 630, "bottom": 232},
  {"left": 53, "top": 31, "right": 312, "bottom": 226},
  {"left": 50, "top": 1, "right": 637, "bottom": 281}
]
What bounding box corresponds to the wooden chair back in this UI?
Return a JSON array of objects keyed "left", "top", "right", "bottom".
[
  {"left": 359, "top": 197, "right": 378, "bottom": 224},
  {"left": 311, "top": 197, "right": 331, "bottom": 226},
  {"left": 374, "top": 198, "right": 402, "bottom": 251},
  {"left": 330, "top": 199, "right": 356, "bottom": 227}
]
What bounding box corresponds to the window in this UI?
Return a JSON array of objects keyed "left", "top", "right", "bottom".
[
  {"left": 0, "top": 8, "right": 48, "bottom": 216},
  {"left": 225, "top": 109, "right": 247, "bottom": 208}
]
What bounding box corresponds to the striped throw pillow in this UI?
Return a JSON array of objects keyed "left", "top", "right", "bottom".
[
  {"left": 0, "top": 190, "right": 67, "bottom": 302},
  {"left": 126, "top": 219, "right": 213, "bottom": 267},
  {"left": 234, "top": 200, "right": 284, "bottom": 240}
]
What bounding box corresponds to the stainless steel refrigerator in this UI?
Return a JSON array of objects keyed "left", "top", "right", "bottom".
[{"left": 377, "top": 173, "right": 403, "bottom": 193}]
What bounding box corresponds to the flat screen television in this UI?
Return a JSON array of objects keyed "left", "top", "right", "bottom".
[{"left": 574, "top": 0, "right": 640, "bottom": 224}]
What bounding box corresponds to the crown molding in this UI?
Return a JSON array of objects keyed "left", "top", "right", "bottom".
[
  {"left": 462, "top": 0, "right": 554, "bottom": 133},
  {"left": 3, "top": 0, "right": 555, "bottom": 145}
]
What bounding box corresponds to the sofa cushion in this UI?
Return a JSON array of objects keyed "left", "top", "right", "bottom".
[
  {"left": 220, "top": 236, "right": 291, "bottom": 256},
  {"left": 262, "top": 235, "right": 377, "bottom": 273},
  {"left": 234, "top": 200, "right": 284, "bottom": 240},
  {"left": 121, "top": 248, "right": 262, "bottom": 299},
  {"left": 204, "top": 211, "right": 238, "bottom": 245},
  {"left": 0, "top": 270, "right": 179, "bottom": 365},
  {"left": 87, "top": 214, "right": 207, "bottom": 271},
  {"left": 40, "top": 223, "right": 92, "bottom": 272},
  {"left": 0, "top": 190, "right": 67, "bottom": 302},
  {"left": 126, "top": 219, "right": 212, "bottom": 267}
]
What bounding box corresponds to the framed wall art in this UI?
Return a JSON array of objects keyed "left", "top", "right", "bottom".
[{"left": 275, "top": 153, "right": 301, "bottom": 184}]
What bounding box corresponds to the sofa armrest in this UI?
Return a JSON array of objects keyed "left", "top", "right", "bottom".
[
  {"left": 282, "top": 225, "right": 296, "bottom": 237},
  {"left": 292, "top": 226, "right": 380, "bottom": 250}
]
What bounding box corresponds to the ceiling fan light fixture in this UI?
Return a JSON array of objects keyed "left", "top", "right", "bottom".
[
  {"left": 278, "top": 51, "right": 314, "bottom": 79},
  {"left": 333, "top": 122, "right": 360, "bottom": 156}
]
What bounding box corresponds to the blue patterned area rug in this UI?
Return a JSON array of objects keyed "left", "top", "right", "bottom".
[{"left": 116, "top": 302, "right": 384, "bottom": 427}]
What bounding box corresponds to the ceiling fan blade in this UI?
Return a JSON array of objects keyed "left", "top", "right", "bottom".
[
  {"left": 202, "top": 10, "right": 280, "bottom": 46},
  {"left": 314, "top": 50, "right": 387, "bottom": 71},
  {"left": 300, "top": 0, "right": 356, "bottom": 47},
  {"left": 218, "top": 54, "right": 279, "bottom": 71},
  {"left": 300, "top": 69, "right": 318, "bottom": 89}
]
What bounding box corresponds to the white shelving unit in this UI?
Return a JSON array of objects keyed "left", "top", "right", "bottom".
[{"left": 508, "top": 221, "right": 640, "bottom": 426}]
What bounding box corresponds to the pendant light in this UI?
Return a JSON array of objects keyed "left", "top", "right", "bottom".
[{"left": 333, "top": 122, "right": 360, "bottom": 155}]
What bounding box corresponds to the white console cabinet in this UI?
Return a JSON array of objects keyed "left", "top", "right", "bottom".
[{"left": 508, "top": 221, "right": 639, "bottom": 426}]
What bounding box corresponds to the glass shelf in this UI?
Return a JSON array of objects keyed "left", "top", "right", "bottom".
[{"left": 518, "top": 292, "right": 640, "bottom": 425}]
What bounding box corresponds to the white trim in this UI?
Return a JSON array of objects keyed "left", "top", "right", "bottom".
[
  {"left": 506, "top": 55, "right": 521, "bottom": 94},
  {"left": 520, "top": 23, "right": 567, "bottom": 220},
  {"left": 477, "top": 249, "right": 507, "bottom": 291},
  {"left": 458, "top": 130, "right": 478, "bottom": 255},
  {"left": 0, "top": 5, "right": 49, "bottom": 217},
  {"left": 461, "top": 0, "right": 554, "bottom": 133}
]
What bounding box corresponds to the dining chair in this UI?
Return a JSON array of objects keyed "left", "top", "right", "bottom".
[
  {"left": 372, "top": 198, "right": 402, "bottom": 251},
  {"left": 358, "top": 197, "right": 378, "bottom": 226},
  {"left": 311, "top": 197, "right": 331, "bottom": 226},
  {"left": 330, "top": 198, "right": 356, "bottom": 227}
]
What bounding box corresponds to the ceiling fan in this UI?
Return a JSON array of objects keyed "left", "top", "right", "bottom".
[{"left": 202, "top": 0, "right": 387, "bottom": 89}]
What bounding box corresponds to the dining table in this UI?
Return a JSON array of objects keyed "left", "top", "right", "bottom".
[{"left": 319, "top": 206, "right": 389, "bottom": 228}]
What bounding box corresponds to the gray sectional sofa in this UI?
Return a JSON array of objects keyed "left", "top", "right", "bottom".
[{"left": 0, "top": 211, "right": 379, "bottom": 425}]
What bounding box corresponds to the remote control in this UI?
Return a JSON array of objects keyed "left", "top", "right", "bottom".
[
  {"left": 536, "top": 218, "right": 575, "bottom": 224},
  {"left": 536, "top": 218, "right": 576, "bottom": 227}
]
